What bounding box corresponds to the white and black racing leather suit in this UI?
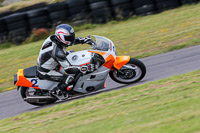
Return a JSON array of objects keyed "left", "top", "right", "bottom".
[{"left": 37, "top": 35, "right": 85, "bottom": 91}]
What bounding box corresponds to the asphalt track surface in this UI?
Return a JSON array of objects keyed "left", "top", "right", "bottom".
[{"left": 0, "top": 45, "right": 200, "bottom": 120}]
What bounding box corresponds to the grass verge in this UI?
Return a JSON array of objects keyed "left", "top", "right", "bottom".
[
  {"left": 0, "top": 4, "right": 200, "bottom": 92},
  {"left": 0, "top": 0, "right": 63, "bottom": 12},
  {"left": 0, "top": 69, "right": 200, "bottom": 133}
]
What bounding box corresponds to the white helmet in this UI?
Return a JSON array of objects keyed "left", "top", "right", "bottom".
[{"left": 55, "top": 24, "right": 75, "bottom": 46}]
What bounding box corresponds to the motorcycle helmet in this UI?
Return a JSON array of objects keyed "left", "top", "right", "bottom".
[{"left": 55, "top": 24, "right": 75, "bottom": 46}]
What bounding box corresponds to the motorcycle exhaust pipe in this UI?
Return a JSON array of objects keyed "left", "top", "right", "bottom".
[{"left": 24, "top": 96, "right": 57, "bottom": 104}]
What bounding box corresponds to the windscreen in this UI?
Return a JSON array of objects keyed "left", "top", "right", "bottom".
[{"left": 92, "top": 35, "right": 110, "bottom": 51}]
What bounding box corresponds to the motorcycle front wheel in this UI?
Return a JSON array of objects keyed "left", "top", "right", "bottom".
[{"left": 109, "top": 58, "right": 146, "bottom": 84}]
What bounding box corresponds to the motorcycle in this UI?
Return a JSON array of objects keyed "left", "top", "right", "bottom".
[{"left": 14, "top": 35, "right": 146, "bottom": 106}]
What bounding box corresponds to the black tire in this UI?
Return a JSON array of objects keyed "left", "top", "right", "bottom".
[
  {"left": 30, "top": 24, "right": 50, "bottom": 30},
  {"left": 112, "top": 3, "right": 133, "bottom": 18},
  {"left": 28, "top": 16, "right": 49, "bottom": 25},
  {"left": 90, "top": 1, "right": 109, "bottom": 10},
  {"left": 109, "top": 58, "right": 146, "bottom": 84},
  {"left": 69, "top": 5, "right": 88, "bottom": 15},
  {"left": 0, "top": 11, "right": 13, "bottom": 18},
  {"left": 7, "top": 20, "right": 27, "bottom": 31},
  {"left": 111, "top": 0, "right": 130, "bottom": 6},
  {"left": 155, "top": 0, "right": 180, "bottom": 12},
  {"left": 70, "top": 12, "right": 90, "bottom": 21},
  {"left": 0, "top": 18, "right": 7, "bottom": 32},
  {"left": 88, "top": 0, "right": 103, "bottom": 4},
  {"left": 8, "top": 27, "right": 28, "bottom": 44},
  {"left": 91, "top": 8, "right": 112, "bottom": 23},
  {"left": 0, "top": 32, "right": 7, "bottom": 38},
  {"left": 0, "top": 32, "right": 7, "bottom": 44},
  {"left": 15, "top": 3, "right": 47, "bottom": 13},
  {"left": 27, "top": 8, "right": 48, "bottom": 18},
  {"left": 135, "top": 4, "right": 157, "bottom": 16},
  {"left": 180, "top": 0, "right": 197, "bottom": 4},
  {"left": 8, "top": 27, "right": 27, "bottom": 36},
  {"left": 47, "top": 2, "right": 68, "bottom": 12},
  {"left": 20, "top": 87, "right": 57, "bottom": 106},
  {"left": 49, "top": 10, "right": 69, "bottom": 25},
  {"left": 132, "top": 0, "right": 154, "bottom": 8},
  {"left": 67, "top": 0, "right": 87, "bottom": 7},
  {"left": 4, "top": 13, "right": 27, "bottom": 23},
  {"left": 49, "top": 10, "right": 69, "bottom": 19}
]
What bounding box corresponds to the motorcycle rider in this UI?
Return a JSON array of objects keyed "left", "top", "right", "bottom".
[{"left": 37, "top": 24, "right": 94, "bottom": 94}]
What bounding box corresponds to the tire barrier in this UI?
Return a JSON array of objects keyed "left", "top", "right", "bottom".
[
  {"left": 3, "top": 13, "right": 28, "bottom": 44},
  {"left": 111, "top": 0, "right": 133, "bottom": 19},
  {"left": 15, "top": 3, "right": 47, "bottom": 13},
  {"left": 0, "top": 18, "right": 7, "bottom": 44},
  {"left": 27, "top": 8, "right": 50, "bottom": 30},
  {"left": 180, "top": 0, "right": 198, "bottom": 4},
  {"left": 155, "top": 0, "right": 180, "bottom": 12},
  {"left": 90, "top": 1, "right": 112, "bottom": 23},
  {"left": 67, "top": 0, "right": 90, "bottom": 21},
  {"left": 132, "top": 0, "right": 157, "bottom": 16},
  {"left": 0, "top": 0, "right": 199, "bottom": 44},
  {"left": 47, "top": 2, "right": 69, "bottom": 26},
  {"left": 0, "top": 11, "right": 13, "bottom": 18}
]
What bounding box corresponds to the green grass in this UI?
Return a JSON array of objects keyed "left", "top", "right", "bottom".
[
  {"left": 0, "top": 69, "right": 200, "bottom": 133},
  {"left": 0, "top": 0, "right": 64, "bottom": 12},
  {"left": 0, "top": 3, "right": 200, "bottom": 92}
]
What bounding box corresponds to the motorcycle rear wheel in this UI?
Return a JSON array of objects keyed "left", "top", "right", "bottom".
[
  {"left": 109, "top": 58, "right": 146, "bottom": 84},
  {"left": 20, "top": 86, "right": 57, "bottom": 106}
]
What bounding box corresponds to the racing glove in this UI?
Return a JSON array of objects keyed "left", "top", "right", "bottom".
[{"left": 77, "top": 36, "right": 94, "bottom": 45}]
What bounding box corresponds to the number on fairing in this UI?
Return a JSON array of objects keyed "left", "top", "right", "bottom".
[{"left": 31, "top": 79, "right": 39, "bottom": 87}]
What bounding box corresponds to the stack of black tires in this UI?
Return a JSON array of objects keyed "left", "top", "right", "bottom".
[
  {"left": 110, "top": 0, "right": 133, "bottom": 19},
  {"left": 154, "top": 0, "right": 180, "bottom": 12},
  {"left": 89, "top": 0, "right": 112, "bottom": 23},
  {"left": 0, "top": 18, "right": 7, "bottom": 44},
  {"left": 132, "top": 0, "right": 157, "bottom": 16},
  {"left": 67, "top": 0, "right": 90, "bottom": 23},
  {"left": 15, "top": 3, "right": 47, "bottom": 13},
  {"left": 27, "top": 8, "right": 50, "bottom": 30},
  {"left": 3, "top": 13, "right": 28, "bottom": 44},
  {"left": 47, "top": 2, "right": 69, "bottom": 26},
  {"left": 180, "top": 0, "right": 199, "bottom": 4},
  {"left": 0, "top": 0, "right": 199, "bottom": 44}
]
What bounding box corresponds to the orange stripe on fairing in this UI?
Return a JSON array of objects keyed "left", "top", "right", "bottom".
[
  {"left": 103, "top": 54, "right": 115, "bottom": 69},
  {"left": 88, "top": 51, "right": 106, "bottom": 56},
  {"left": 80, "top": 62, "right": 91, "bottom": 66},
  {"left": 113, "top": 56, "right": 130, "bottom": 70},
  {"left": 16, "top": 69, "right": 41, "bottom": 89}
]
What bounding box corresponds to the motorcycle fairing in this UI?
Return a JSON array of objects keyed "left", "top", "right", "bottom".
[
  {"left": 88, "top": 51, "right": 116, "bottom": 69},
  {"left": 15, "top": 69, "right": 59, "bottom": 90},
  {"left": 15, "top": 66, "right": 107, "bottom": 93},
  {"left": 16, "top": 69, "right": 41, "bottom": 89},
  {"left": 66, "top": 50, "right": 92, "bottom": 66},
  {"left": 73, "top": 66, "right": 109, "bottom": 93},
  {"left": 103, "top": 54, "right": 115, "bottom": 69},
  {"left": 113, "top": 56, "right": 130, "bottom": 70}
]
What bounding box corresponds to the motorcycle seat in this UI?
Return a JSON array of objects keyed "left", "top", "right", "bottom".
[{"left": 24, "top": 66, "right": 37, "bottom": 78}]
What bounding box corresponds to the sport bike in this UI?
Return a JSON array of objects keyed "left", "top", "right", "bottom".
[{"left": 14, "top": 35, "right": 146, "bottom": 106}]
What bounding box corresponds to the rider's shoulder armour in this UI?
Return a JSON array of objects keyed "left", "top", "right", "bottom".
[{"left": 52, "top": 44, "right": 66, "bottom": 61}]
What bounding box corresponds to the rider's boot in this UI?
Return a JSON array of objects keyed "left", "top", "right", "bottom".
[
  {"left": 50, "top": 75, "right": 74, "bottom": 95},
  {"left": 51, "top": 83, "right": 67, "bottom": 94}
]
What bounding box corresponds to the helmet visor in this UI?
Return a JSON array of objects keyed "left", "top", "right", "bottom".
[{"left": 64, "top": 34, "right": 75, "bottom": 42}]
